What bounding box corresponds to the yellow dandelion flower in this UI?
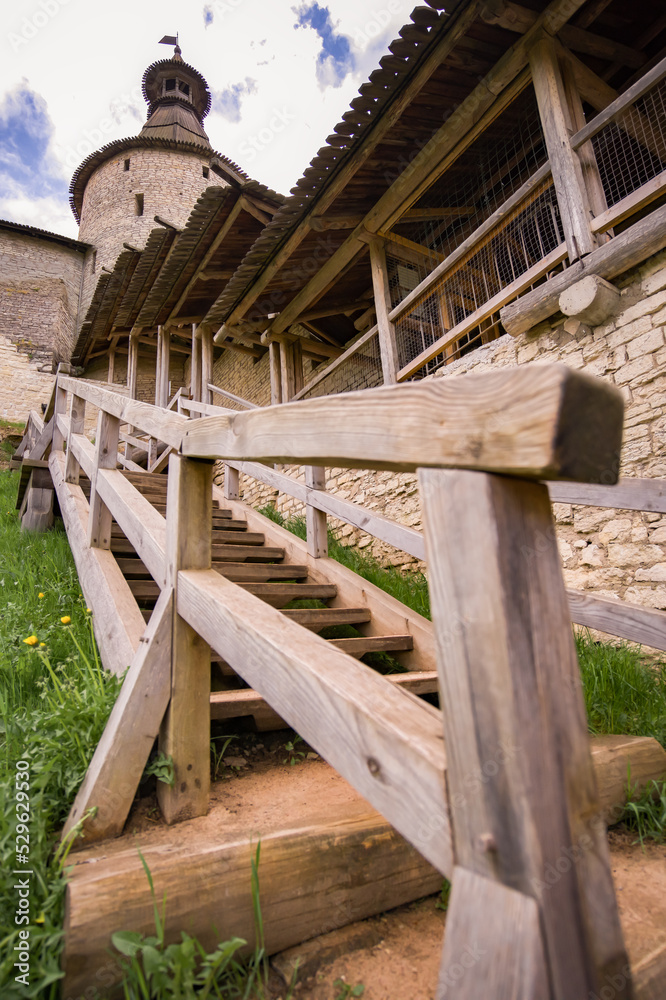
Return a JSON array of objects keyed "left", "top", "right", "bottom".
[
  {"left": 23, "top": 635, "right": 38, "bottom": 646},
  {"left": 60, "top": 616, "right": 71, "bottom": 625},
  {"left": 39, "top": 642, "right": 46, "bottom": 648},
  {"left": 35, "top": 912, "right": 45, "bottom": 924},
  {"left": 86, "top": 607, "right": 92, "bottom": 613},
  {"left": 38, "top": 592, "right": 44, "bottom": 599}
]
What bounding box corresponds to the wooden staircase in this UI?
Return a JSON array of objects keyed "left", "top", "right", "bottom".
[{"left": 79, "top": 468, "right": 438, "bottom": 730}]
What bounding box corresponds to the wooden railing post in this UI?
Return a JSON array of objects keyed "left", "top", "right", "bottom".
[
  {"left": 224, "top": 464, "right": 240, "bottom": 501},
  {"left": 65, "top": 394, "right": 86, "bottom": 484},
  {"left": 418, "top": 469, "right": 630, "bottom": 1000},
  {"left": 191, "top": 324, "right": 202, "bottom": 406},
  {"left": 158, "top": 452, "right": 213, "bottom": 824},
  {"left": 305, "top": 466, "right": 327, "bottom": 558},
  {"left": 369, "top": 239, "right": 399, "bottom": 384},
  {"left": 269, "top": 340, "right": 282, "bottom": 404},
  {"left": 87, "top": 410, "right": 120, "bottom": 549},
  {"left": 52, "top": 382, "right": 68, "bottom": 452},
  {"left": 201, "top": 327, "right": 213, "bottom": 407}
]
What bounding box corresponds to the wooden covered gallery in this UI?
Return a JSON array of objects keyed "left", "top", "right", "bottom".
[{"left": 70, "top": 0, "right": 666, "bottom": 423}]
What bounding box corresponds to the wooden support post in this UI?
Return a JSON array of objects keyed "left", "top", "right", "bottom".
[
  {"left": 269, "top": 340, "right": 282, "bottom": 404},
  {"left": 128, "top": 335, "right": 139, "bottom": 400},
  {"left": 158, "top": 453, "right": 213, "bottom": 824},
  {"left": 369, "top": 240, "right": 399, "bottom": 383},
  {"left": 107, "top": 349, "right": 115, "bottom": 385},
  {"left": 87, "top": 410, "right": 120, "bottom": 550},
  {"left": 305, "top": 466, "right": 328, "bottom": 558},
  {"left": 224, "top": 464, "right": 240, "bottom": 501},
  {"left": 65, "top": 394, "right": 86, "bottom": 485},
  {"left": 190, "top": 324, "right": 202, "bottom": 406},
  {"left": 292, "top": 337, "right": 304, "bottom": 397},
  {"left": 201, "top": 327, "right": 213, "bottom": 407},
  {"left": 419, "top": 469, "right": 630, "bottom": 1000},
  {"left": 561, "top": 55, "right": 610, "bottom": 228},
  {"left": 154, "top": 328, "right": 162, "bottom": 407},
  {"left": 52, "top": 384, "right": 67, "bottom": 452},
  {"left": 529, "top": 37, "right": 599, "bottom": 262},
  {"left": 279, "top": 338, "right": 296, "bottom": 402}
]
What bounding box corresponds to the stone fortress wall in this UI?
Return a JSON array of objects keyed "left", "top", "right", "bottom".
[
  {"left": 233, "top": 248, "right": 666, "bottom": 615},
  {"left": 0, "top": 226, "right": 85, "bottom": 423},
  {"left": 77, "top": 148, "right": 227, "bottom": 317}
]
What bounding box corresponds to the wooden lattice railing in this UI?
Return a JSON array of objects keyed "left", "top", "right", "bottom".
[{"left": 24, "top": 363, "right": 646, "bottom": 998}]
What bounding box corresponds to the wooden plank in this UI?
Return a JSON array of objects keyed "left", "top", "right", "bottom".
[
  {"left": 529, "top": 37, "right": 597, "bottom": 261},
  {"left": 281, "top": 607, "right": 372, "bottom": 630},
  {"left": 329, "top": 635, "right": 414, "bottom": 656},
  {"left": 591, "top": 170, "right": 666, "bottom": 235},
  {"left": 369, "top": 240, "right": 399, "bottom": 384},
  {"left": 305, "top": 465, "right": 328, "bottom": 558},
  {"left": 21, "top": 487, "right": 54, "bottom": 533},
  {"left": 190, "top": 325, "right": 202, "bottom": 405},
  {"left": 570, "top": 54, "right": 666, "bottom": 150},
  {"left": 95, "top": 469, "right": 167, "bottom": 587},
  {"left": 548, "top": 478, "right": 666, "bottom": 512},
  {"left": 49, "top": 452, "right": 145, "bottom": 676},
  {"left": 52, "top": 384, "right": 68, "bottom": 452},
  {"left": 224, "top": 464, "right": 240, "bottom": 501},
  {"left": 87, "top": 410, "right": 120, "bottom": 550},
  {"left": 157, "top": 454, "right": 213, "bottom": 824},
  {"left": 62, "top": 589, "right": 173, "bottom": 844},
  {"left": 438, "top": 866, "right": 549, "bottom": 999},
  {"left": 208, "top": 384, "right": 259, "bottom": 409},
  {"left": 396, "top": 243, "right": 568, "bottom": 381},
  {"left": 65, "top": 395, "right": 86, "bottom": 484},
  {"left": 419, "top": 468, "right": 629, "bottom": 1000},
  {"left": 567, "top": 589, "right": 666, "bottom": 650},
  {"left": 26, "top": 416, "right": 54, "bottom": 462},
  {"left": 182, "top": 365, "right": 624, "bottom": 485},
  {"left": 62, "top": 802, "right": 441, "bottom": 1000},
  {"left": 177, "top": 567, "right": 452, "bottom": 874},
  {"left": 500, "top": 201, "right": 666, "bottom": 336},
  {"left": 58, "top": 375, "right": 187, "bottom": 449},
  {"left": 292, "top": 326, "right": 378, "bottom": 402},
  {"left": 201, "top": 328, "right": 213, "bottom": 406},
  {"left": 634, "top": 943, "right": 666, "bottom": 1000}
]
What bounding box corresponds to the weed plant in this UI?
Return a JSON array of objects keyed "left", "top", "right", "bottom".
[{"left": 0, "top": 470, "right": 122, "bottom": 998}]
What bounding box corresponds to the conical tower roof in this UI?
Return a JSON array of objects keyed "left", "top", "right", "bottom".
[{"left": 140, "top": 41, "right": 212, "bottom": 147}]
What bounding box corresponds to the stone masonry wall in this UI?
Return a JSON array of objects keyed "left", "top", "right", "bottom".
[
  {"left": 230, "top": 248, "right": 666, "bottom": 614},
  {"left": 78, "top": 148, "right": 226, "bottom": 317},
  {"left": 0, "top": 228, "right": 85, "bottom": 375}
]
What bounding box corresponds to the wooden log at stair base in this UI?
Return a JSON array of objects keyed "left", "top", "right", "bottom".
[
  {"left": 157, "top": 454, "right": 213, "bottom": 825},
  {"left": 49, "top": 452, "right": 145, "bottom": 677},
  {"left": 419, "top": 469, "right": 630, "bottom": 1000},
  {"left": 181, "top": 365, "right": 624, "bottom": 485},
  {"left": 21, "top": 485, "right": 54, "bottom": 533},
  {"left": 62, "top": 801, "right": 442, "bottom": 1000}
]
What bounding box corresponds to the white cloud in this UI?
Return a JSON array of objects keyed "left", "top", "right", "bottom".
[{"left": 0, "top": 0, "right": 417, "bottom": 234}]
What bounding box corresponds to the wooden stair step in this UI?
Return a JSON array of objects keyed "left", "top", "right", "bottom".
[
  {"left": 238, "top": 582, "right": 338, "bottom": 608},
  {"left": 109, "top": 525, "right": 264, "bottom": 545},
  {"left": 281, "top": 607, "right": 372, "bottom": 631},
  {"left": 210, "top": 671, "right": 439, "bottom": 727},
  {"left": 328, "top": 635, "right": 414, "bottom": 657},
  {"left": 212, "top": 544, "right": 286, "bottom": 562},
  {"left": 115, "top": 557, "right": 308, "bottom": 581}
]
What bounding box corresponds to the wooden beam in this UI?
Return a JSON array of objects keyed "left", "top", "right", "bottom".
[
  {"left": 369, "top": 240, "right": 399, "bottom": 384},
  {"left": 65, "top": 395, "right": 86, "bottom": 485},
  {"left": 201, "top": 327, "right": 213, "bottom": 407},
  {"left": 181, "top": 364, "right": 624, "bottom": 484},
  {"left": 190, "top": 324, "right": 202, "bottom": 405},
  {"left": 62, "top": 588, "right": 173, "bottom": 844},
  {"left": 240, "top": 195, "right": 272, "bottom": 226},
  {"left": 49, "top": 452, "right": 145, "bottom": 676},
  {"left": 169, "top": 200, "right": 243, "bottom": 323},
  {"left": 157, "top": 454, "right": 213, "bottom": 824},
  {"left": 500, "top": 200, "right": 666, "bottom": 335},
  {"left": 568, "top": 590, "right": 666, "bottom": 651},
  {"left": 547, "top": 477, "right": 666, "bottom": 512},
  {"left": 58, "top": 376, "right": 187, "bottom": 450},
  {"left": 309, "top": 214, "right": 364, "bottom": 231},
  {"left": 305, "top": 465, "right": 327, "bottom": 558},
  {"left": 419, "top": 468, "right": 629, "bottom": 999},
  {"left": 269, "top": 340, "right": 281, "bottom": 405},
  {"left": 529, "top": 37, "right": 598, "bottom": 261}
]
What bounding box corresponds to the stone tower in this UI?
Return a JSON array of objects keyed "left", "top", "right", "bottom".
[{"left": 69, "top": 40, "right": 246, "bottom": 315}]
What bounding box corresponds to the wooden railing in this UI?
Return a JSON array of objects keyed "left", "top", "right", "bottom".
[{"left": 35, "top": 362, "right": 644, "bottom": 999}]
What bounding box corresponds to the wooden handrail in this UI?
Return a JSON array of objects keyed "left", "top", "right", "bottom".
[
  {"left": 182, "top": 365, "right": 624, "bottom": 484},
  {"left": 570, "top": 54, "right": 666, "bottom": 151},
  {"left": 207, "top": 383, "right": 259, "bottom": 409}
]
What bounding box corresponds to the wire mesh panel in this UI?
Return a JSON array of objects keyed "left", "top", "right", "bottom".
[
  {"left": 591, "top": 75, "right": 666, "bottom": 212},
  {"left": 391, "top": 182, "right": 565, "bottom": 377},
  {"left": 300, "top": 331, "right": 383, "bottom": 399}
]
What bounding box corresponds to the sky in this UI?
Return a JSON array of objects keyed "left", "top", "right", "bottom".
[{"left": 0, "top": 0, "right": 419, "bottom": 239}]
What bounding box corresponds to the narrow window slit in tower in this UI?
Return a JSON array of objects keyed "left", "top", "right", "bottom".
[
  {"left": 202, "top": 166, "right": 209, "bottom": 178},
  {"left": 135, "top": 193, "right": 144, "bottom": 216},
  {"left": 124, "top": 158, "right": 130, "bottom": 171}
]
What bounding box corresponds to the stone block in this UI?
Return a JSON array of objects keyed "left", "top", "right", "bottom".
[
  {"left": 625, "top": 327, "right": 665, "bottom": 360},
  {"left": 607, "top": 316, "right": 652, "bottom": 349},
  {"left": 634, "top": 563, "right": 666, "bottom": 582},
  {"left": 642, "top": 266, "right": 666, "bottom": 296},
  {"left": 624, "top": 585, "right": 666, "bottom": 609},
  {"left": 598, "top": 518, "right": 632, "bottom": 545},
  {"left": 613, "top": 354, "right": 654, "bottom": 385},
  {"left": 607, "top": 543, "right": 663, "bottom": 567},
  {"left": 614, "top": 287, "right": 666, "bottom": 326}
]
